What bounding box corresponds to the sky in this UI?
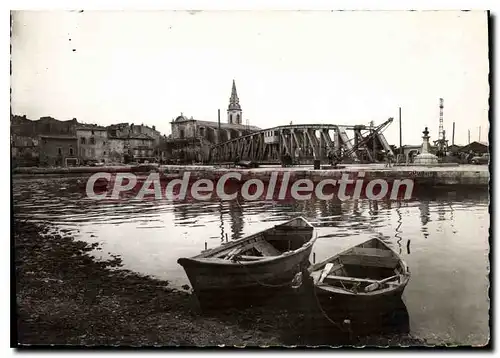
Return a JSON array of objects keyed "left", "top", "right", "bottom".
[{"left": 11, "top": 10, "right": 489, "bottom": 145}]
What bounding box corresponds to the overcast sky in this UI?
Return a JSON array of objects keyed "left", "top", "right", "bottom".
[{"left": 11, "top": 10, "right": 489, "bottom": 145}]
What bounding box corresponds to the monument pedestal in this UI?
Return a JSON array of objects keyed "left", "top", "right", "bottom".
[{"left": 413, "top": 127, "right": 439, "bottom": 165}]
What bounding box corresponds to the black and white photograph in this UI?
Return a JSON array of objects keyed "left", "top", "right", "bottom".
[{"left": 10, "top": 8, "right": 491, "bottom": 349}]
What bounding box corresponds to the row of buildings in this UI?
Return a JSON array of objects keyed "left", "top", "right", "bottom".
[
  {"left": 11, "top": 116, "right": 164, "bottom": 167},
  {"left": 11, "top": 80, "right": 261, "bottom": 167}
]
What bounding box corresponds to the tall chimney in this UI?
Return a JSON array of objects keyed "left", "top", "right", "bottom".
[
  {"left": 452, "top": 122, "right": 455, "bottom": 146},
  {"left": 468, "top": 129, "right": 471, "bottom": 144},
  {"left": 479, "top": 126, "right": 481, "bottom": 142}
]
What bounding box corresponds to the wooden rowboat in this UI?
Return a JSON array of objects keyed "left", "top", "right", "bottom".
[
  {"left": 177, "top": 217, "right": 316, "bottom": 305},
  {"left": 309, "top": 238, "right": 410, "bottom": 311}
]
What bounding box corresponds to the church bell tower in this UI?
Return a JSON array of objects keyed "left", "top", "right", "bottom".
[{"left": 227, "top": 80, "right": 242, "bottom": 125}]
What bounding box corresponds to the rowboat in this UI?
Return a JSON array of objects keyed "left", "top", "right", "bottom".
[
  {"left": 308, "top": 238, "right": 410, "bottom": 312},
  {"left": 177, "top": 217, "right": 316, "bottom": 306}
]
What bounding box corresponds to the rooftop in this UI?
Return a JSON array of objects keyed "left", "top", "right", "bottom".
[
  {"left": 172, "top": 115, "right": 260, "bottom": 131},
  {"left": 109, "top": 133, "right": 155, "bottom": 140},
  {"left": 76, "top": 124, "right": 108, "bottom": 131},
  {"left": 39, "top": 135, "right": 78, "bottom": 140}
]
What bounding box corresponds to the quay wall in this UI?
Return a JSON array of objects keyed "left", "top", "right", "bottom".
[
  {"left": 160, "top": 166, "right": 489, "bottom": 187},
  {"left": 12, "top": 164, "right": 489, "bottom": 187}
]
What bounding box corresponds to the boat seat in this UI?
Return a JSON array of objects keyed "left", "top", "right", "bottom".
[
  {"left": 324, "top": 275, "right": 379, "bottom": 285},
  {"left": 352, "top": 247, "right": 394, "bottom": 257},
  {"left": 253, "top": 241, "right": 281, "bottom": 256},
  {"left": 340, "top": 254, "right": 399, "bottom": 269},
  {"left": 215, "top": 236, "right": 266, "bottom": 259}
]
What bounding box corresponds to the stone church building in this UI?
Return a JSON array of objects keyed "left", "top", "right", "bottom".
[{"left": 168, "top": 80, "right": 260, "bottom": 163}]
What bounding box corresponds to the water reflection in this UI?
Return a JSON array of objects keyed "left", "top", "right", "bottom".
[
  {"left": 218, "top": 201, "right": 225, "bottom": 243},
  {"left": 12, "top": 176, "right": 490, "bottom": 346},
  {"left": 228, "top": 200, "right": 244, "bottom": 241},
  {"left": 369, "top": 200, "right": 379, "bottom": 216},
  {"left": 395, "top": 204, "right": 403, "bottom": 255},
  {"left": 419, "top": 200, "right": 430, "bottom": 239},
  {"left": 437, "top": 204, "right": 446, "bottom": 222}
]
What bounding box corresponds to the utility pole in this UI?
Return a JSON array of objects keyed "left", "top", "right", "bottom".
[
  {"left": 452, "top": 122, "right": 455, "bottom": 146},
  {"left": 217, "top": 109, "right": 221, "bottom": 144},
  {"left": 399, "top": 107, "right": 402, "bottom": 155},
  {"left": 468, "top": 129, "right": 471, "bottom": 144}
]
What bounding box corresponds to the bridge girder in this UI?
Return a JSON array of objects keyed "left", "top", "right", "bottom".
[{"left": 208, "top": 122, "right": 393, "bottom": 164}]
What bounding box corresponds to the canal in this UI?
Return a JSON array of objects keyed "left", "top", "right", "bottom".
[{"left": 13, "top": 175, "right": 490, "bottom": 346}]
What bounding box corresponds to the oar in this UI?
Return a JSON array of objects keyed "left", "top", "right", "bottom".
[
  {"left": 319, "top": 263, "right": 334, "bottom": 283},
  {"left": 364, "top": 274, "right": 400, "bottom": 292}
]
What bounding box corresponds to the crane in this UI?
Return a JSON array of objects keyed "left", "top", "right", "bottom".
[{"left": 329, "top": 117, "right": 394, "bottom": 166}]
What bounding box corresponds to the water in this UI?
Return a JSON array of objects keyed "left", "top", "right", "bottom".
[{"left": 13, "top": 175, "right": 490, "bottom": 345}]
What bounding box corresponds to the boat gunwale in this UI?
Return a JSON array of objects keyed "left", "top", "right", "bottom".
[
  {"left": 315, "top": 274, "right": 410, "bottom": 297},
  {"left": 178, "top": 240, "right": 316, "bottom": 268},
  {"left": 309, "top": 237, "right": 403, "bottom": 273},
  {"left": 309, "top": 237, "right": 411, "bottom": 295},
  {"left": 177, "top": 216, "right": 316, "bottom": 267}
]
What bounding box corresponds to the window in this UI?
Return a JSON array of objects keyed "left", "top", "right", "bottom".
[
  {"left": 237, "top": 114, "right": 240, "bottom": 123},
  {"left": 69, "top": 147, "right": 74, "bottom": 156},
  {"left": 91, "top": 130, "right": 95, "bottom": 135},
  {"left": 90, "top": 137, "right": 95, "bottom": 145},
  {"left": 103, "top": 151, "right": 106, "bottom": 155},
  {"left": 57, "top": 147, "right": 62, "bottom": 155},
  {"left": 80, "top": 137, "right": 86, "bottom": 144}
]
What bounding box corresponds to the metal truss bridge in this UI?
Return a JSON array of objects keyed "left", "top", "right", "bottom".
[{"left": 208, "top": 118, "right": 395, "bottom": 164}]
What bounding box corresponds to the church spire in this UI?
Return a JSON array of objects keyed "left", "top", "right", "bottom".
[{"left": 228, "top": 79, "right": 241, "bottom": 111}]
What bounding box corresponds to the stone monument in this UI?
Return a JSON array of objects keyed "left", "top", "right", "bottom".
[{"left": 413, "top": 127, "right": 439, "bottom": 165}]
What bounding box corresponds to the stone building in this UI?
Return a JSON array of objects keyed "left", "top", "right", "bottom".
[
  {"left": 107, "top": 138, "right": 126, "bottom": 164},
  {"left": 11, "top": 115, "right": 78, "bottom": 137},
  {"left": 11, "top": 115, "right": 165, "bottom": 166},
  {"left": 168, "top": 80, "right": 260, "bottom": 162},
  {"left": 11, "top": 115, "right": 81, "bottom": 167},
  {"left": 108, "top": 123, "right": 161, "bottom": 144},
  {"left": 38, "top": 135, "right": 79, "bottom": 167},
  {"left": 107, "top": 123, "right": 157, "bottom": 163},
  {"left": 76, "top": 124, "right": 109, "bottom": 164},
  {"left": 131, "top": 124, "right": 161, "bottom": 146},
  {"left": 11, "top": 135, "right": 39, "bottom": 167},
  {"left": 126, "top": 134, "right": 156, "bottom": 162}
]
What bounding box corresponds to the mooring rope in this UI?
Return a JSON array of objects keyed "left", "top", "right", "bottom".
[
  {"left": 231, "top": 230, "right": 348, "bottom": 332},
  {"left": 311, "top": 283, "right": 347, "bottom": 332},
  {"left": 234, "top": 256, "right": 349, "bottom": 334}
]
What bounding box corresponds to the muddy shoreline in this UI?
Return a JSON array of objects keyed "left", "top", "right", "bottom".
[{"left": 14, "top": 217, "right": 428, "bottom": 347}]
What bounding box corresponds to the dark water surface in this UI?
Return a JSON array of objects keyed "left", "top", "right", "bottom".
[{"left": 13, "top": 176, "right": 490, "bottom": 345}]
